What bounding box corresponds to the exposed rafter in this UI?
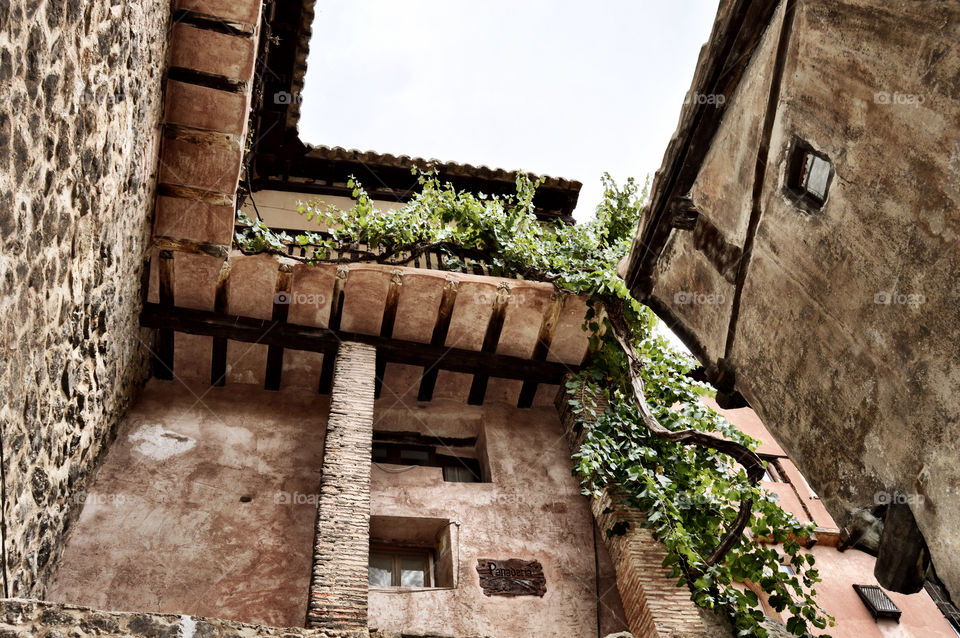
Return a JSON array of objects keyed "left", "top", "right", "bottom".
[{"left": 141, "top": 303, "right": 577, "bottom": 386}]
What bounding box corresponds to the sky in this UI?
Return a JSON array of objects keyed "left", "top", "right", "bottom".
[{"left": 297, "top": 0, "right": 719, "bottom": 222}]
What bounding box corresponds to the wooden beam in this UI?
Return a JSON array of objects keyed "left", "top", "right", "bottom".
[
  {"left": 318, "top": 266, "right": 348, "bottom": 394},
  {"left": 154, "top": 251, "right": 175, "bottom": 380},
  {"left": 265, "top": 263, "right": 293, "bottom": 391},
  {"left": 154, "top": 235, "right": 230, "bottom": 259},
  {"left": 140, "top": 302, "right": 575, "bottom": 384},
  {"left": 417, "top": 276, "right": 458, "bottom": 402},
  {"left": 374, "top": 270, "right": 403, "bottom": 398},
  {"left": 518, "top": 291, "right": 567, "bottom": 408},
  {"left": 210, "top": 260, "right": 231, "bottom": 386},
  {"left": 468, "top": 283, "right": 510, "bottom": 405}
]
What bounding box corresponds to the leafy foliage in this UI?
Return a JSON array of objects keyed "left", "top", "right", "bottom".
[{"left": 236, "top": 171, "right": 833, "bottom": 636}]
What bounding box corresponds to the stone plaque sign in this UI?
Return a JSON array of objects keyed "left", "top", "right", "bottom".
[{"left": 476, "top": 558, "right": 547, "bottom": 597}]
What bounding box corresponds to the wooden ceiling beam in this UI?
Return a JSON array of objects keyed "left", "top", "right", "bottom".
[
  {"left": 518, "top": 291, "right": 568, "bottom": 408},
  {"left": 140, "top": 301, "right": 574, "bottom": 385},
  {"left": 468, "top": 284, "right": 511, "bottom": 405},
  {"left": 417, "top": 277, "right": 459, "bottom": 402}
]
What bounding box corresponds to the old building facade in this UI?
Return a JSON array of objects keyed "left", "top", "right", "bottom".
[
  {"left": 622, "top": 0, "right": 960, "bottom": 608},
  {"left": 1, "top": 0, "right": 957, "bottom": 636}
]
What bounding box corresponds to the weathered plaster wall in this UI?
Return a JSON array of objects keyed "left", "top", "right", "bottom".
[
  {"left": 369, "top": 398, "right": 629, "bottom": 638},
  {"left": 0, "top": 0, "right": 169, "bottom": 597},
  {"left": 732, "top": 0, "right": 960, "bottom": 597},
  {"left": 46, "top": 380, "right": 329, "bottom": 628},
  {"left": 649, "top": 1, "right": 785, "bottom": 365},
  {"left": 644, "top": 0, "right": 960, "bottom": 599}
]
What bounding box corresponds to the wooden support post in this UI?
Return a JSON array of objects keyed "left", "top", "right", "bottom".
[
  {"left": 318, "top": 266, "right": 348, "bottom": 394},
  {"left": 518, "top": 290, "right": 567, "bottom": 408},
  {"left": 265, "top": 263, "right": 293, "bottom": 391},
  {"left": 417, "top": 277, "right": 458, "bottom": 402},
  {"left": 468, "top": 283, "right": 510, "bottom": 405},
  {"left": 374, "top": 270, "right": 402, "bottom": 398},
  {"left": 210, "top": 260, "right": 231, "bottom": 386},
  {"left": 154, "top": 251, "right": 175, "bottom": 380}
]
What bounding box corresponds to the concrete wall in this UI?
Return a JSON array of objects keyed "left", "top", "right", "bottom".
[
  {"left": 643, "top": 0, "right": 960, "bottom": 599},
  {"left": 369, "top": 398, "right": 629, "bottom": 637},
  {"left": 0, "top": 0, "right": 169, "bottom": 597}
]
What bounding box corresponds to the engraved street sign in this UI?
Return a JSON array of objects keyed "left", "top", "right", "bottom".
[{"left": 476, "top": 558, "right": 547, "bottom": 597}]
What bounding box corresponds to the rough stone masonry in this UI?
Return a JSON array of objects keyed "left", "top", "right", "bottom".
[{"left": 0, "top": 0, "right": 169, "bottom": 597}]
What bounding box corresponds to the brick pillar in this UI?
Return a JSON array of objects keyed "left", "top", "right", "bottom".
[
  {"left": 307, "top": 342, "right": 376, "bottom": 632},
  {"left": 556, "top": 383, "right": 710, "bottom": 638}
]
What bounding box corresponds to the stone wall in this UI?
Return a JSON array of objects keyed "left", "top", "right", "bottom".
[
  {"left": 0, "top": 0, "right": 169, "bottom": 597},
  {"left": 0, "top": 599, "right": 367, "bottom": 638}
]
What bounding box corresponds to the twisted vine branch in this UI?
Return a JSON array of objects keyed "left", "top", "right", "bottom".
[{"left": 604, "top": 301, "right": 764, "bottom": 568}]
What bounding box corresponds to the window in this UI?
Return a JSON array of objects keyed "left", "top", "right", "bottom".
[
  {"left": 371, "top": 433, "right": 487, "bottom": 483},
  {"left": 368, "top": 516, "right": 457, "bottom": 589},
  {"left": 759, "top": 455, "right": 784, "bottom": 482},
  {"left": 369, "top": 546, "right": 433, "bottom": 588},
  {"left": 785, "top": 139, "right": 833, "bottom": 210},
  {"left": 853, "top": 584, "right": 901, "bottom": 622}
]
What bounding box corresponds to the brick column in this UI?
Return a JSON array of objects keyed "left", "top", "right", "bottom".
[
  {"left": 556, "top": 383, "right": 710, "bottom": 638},
  {"left": 307, "top": 342, "right": 377, "bottom": 632}
]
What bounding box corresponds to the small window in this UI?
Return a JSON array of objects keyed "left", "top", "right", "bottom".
[
  {"left": 442, "top": 465, "right": 481, "bottom": 483},
  {"left": 759, "top": 456, "right": 783, "bottom": 482},
  {"left": 785, "top": 139, "right": 833, "bottom": 210},
  {"left": 372, "top": 435, "right": 486, "bottom": 483},
  {"left": 369, "top": 546, "right": 433, "bottom": 588},
  {"left": 853, "top": 584, "right": 902, "bottom": 622},
  {"left": 778, "top": 564, "right": 795, "bottom": 577}
]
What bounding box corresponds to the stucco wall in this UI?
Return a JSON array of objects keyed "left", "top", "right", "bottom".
[
  {"left": 0, "top": 0, "right": 169, "bottom": 597},
  {"left": 369, "top": 398, "right": 629, "bottom": 637},
  {"left": 46, "top": 380, "right": 330, "bottom": 628},
  {"left": 644, "top": 0, "right": 960, "bottom": 599}
]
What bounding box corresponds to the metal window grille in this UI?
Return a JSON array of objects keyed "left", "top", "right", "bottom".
[{"left": 853, "top": 584, "right": 902, "bottom": 622}]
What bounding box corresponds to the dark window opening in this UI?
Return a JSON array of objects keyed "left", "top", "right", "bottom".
[
  {"left": 759, "top": 455, "right": 784, "bottom": 482},
  {"left": 372, "top": 431, "right": 488, "bottom": 483},
  {"left": 785, "top": 139, "right": 833, "bottom": 210}
]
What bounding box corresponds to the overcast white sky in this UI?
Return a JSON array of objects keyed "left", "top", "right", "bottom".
[{"left": 297, "top": 1, "right": 718, "bottom": 222}]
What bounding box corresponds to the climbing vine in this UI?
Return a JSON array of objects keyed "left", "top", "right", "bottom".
[{"left": 236, "top": 171, "right": 833, "bottom": 636}]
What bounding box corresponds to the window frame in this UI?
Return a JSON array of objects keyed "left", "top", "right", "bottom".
[
  {"left": 369, "top": 544, "right": 436, "bottom": 588},
  {"left": 784, "top": 137, "right": 833, "bottom": 212},
  {"left": 371, "top": 441, "right": 484, "bottom": 483}
]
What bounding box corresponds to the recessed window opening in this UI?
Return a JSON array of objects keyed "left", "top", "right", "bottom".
[
  {"left": 369, "top": 516, "right": 457, "bottom": 589},
  {"left": 372, "top": 431, "right": 489, "bottom": 483},
  {"left": 785, "top": 138, "right": 833, "bottom": 210}
]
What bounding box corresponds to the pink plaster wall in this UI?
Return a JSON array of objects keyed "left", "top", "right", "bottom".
[
  {"left": 47, "top": 380, "right": 330, "bottom": 628},
  {"left": 704, "top": 397, "right": 955, "bottom": 636},
  {"left": 369, "top": 398, "right": 628, "bottom": 637}
]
